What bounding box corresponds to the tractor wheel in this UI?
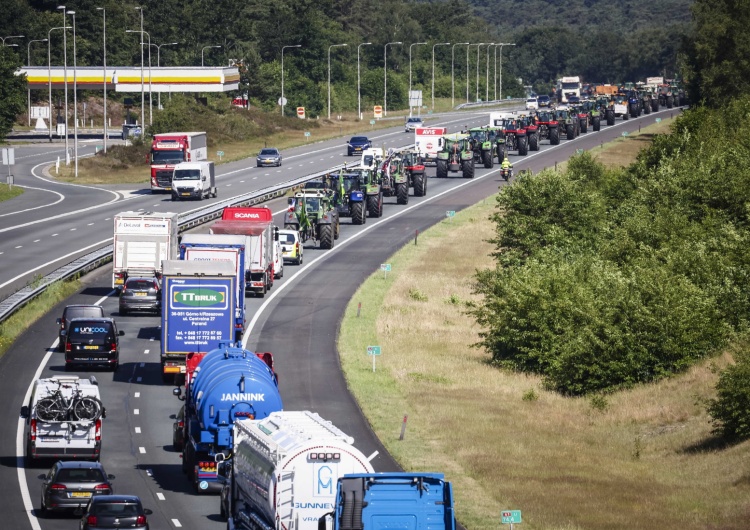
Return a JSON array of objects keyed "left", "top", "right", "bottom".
[
  {"left": 367, "top": 194, "right": 379, "bottom": 217},
  {"left": 462, "top": 159, "right": 475, "bottom": 179},
  {"left": 592, "top": 116, "right": 601, "bottom": 131},
  {"left": 412, "top": 173, "right": 426, "bottom": 197},
  {"left": 436, "top": 159, "right": 448, "bottom": 178},
  {"left": 651, "top": 99, "right": 659, "bottom": 112},
  {"left": 351, "top": 202, "right": 365, "bottom": 225},
  {"left": 550, "top": 127, "right": 560, "bottom": 145},
  {"left": 623, "top": 111, "right": 629, "bottom": 120},
  {"left": 644, "top": 103, "right": 651, "bottom": 115},
  {"left": 319, "top": 224, "right": 334, "bottom": 249},
  {"left": 666, "top": 95, "right": 674, "bottom": 108},
  {"left": 482, "top": 150, "right": 493, "bottom": 168},
  {"left": 376, "top": 192, "right": 384, "bottom": 217},
  {"left": 580, "top": 118, "right": 588, "bottom": 134},
  {"left": 606, "top": 109, "right": 615, "bottom": 126},
  {"left": 334, "top": 217, "right": 340, "bottom": 240},
  {"left": 566, "top": 124, "right": 575, "bottom": 140},
  {"left": 396, "top": 183, "right": 409, "bottom": 205},
  {"left": 529, "top": 133, "right": 539, "bottom": 151},
  {"left": 518, "top": 136, "right": 528, "bottom": 156}
]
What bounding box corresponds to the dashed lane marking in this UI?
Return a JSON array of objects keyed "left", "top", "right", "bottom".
[
  {"left": 139, "top": 447, "right": 146, "bottom": 454},
  {"left": 157, "top": 493, "right": 165, "bottom": 500},
  {"left": 135, "top": 427, "right": 141, "bottom": 433},
  {"left": 134, "top": 409, "right": 140, "bottom": 415},
  {"left": 134, "top": 392, "right": 140, "bottom": 398}
]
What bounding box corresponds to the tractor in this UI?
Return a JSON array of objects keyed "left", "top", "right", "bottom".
[
  {"left": 400, "top": 149, "right": 428, "bottom": 197},
  {"left": 467, "top": 127, "right": 497, "bottom": 168},
  {"left": 323, "top": 168, "right": 368, "bottom": 225},
  {"left": 283, "top": 190, "right": 340, "bottom": 249},
  {"left": 531, "top": 111, "right": 560, "bottom": 146},
  {"left": 499, "top": 117, "right": 529, "bottom": 156},
  {"left": 517, "top": 115, "right": 539, "bottom": 151},
  {"left": 378, "top": 154, "right": 411, "bottom": 205},
  {"left": 555, "top": 107, "right": 580, "bottom": 140},
  {"left": 436, "top": 134, "right": 475, "bottom": 179}
]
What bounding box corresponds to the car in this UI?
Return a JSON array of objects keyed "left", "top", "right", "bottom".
[
  {"left": 525, "top": 98, "right": 539, "bottom": 110},
  {"left": 79, "top": 495, "right": 152, "bottom": 530},
  {"left": 347, "top": 136, "right": 372, "bottom": 156},
  {"left": 38, "top": 461, "right": 115, "bottom": 516},
  {"left": 273, "top": 240, "right": 284, "bottom": 279},
  {"left": 56, "top": 305, "right": 104, "bottom": 352},
  {"left": 303, "top": 180, "right": 326, "bottom": 190},
  {"left": 119, "top": 276, "right": 161, "bottom": 315},
  {"left": 537, "top": 95, "right": 551, "bottom": 107},
  {"left": 278, "top": 229, "right": 303, "bottom": 265},
  {"left": 404, "top": 116, "right": 423, "bottom": 132},
  {"left": 62, "top": 317, "right": 124, "bottom": 372},
  {"left": 256, "top": 147, "right": 282, "bottom": 167}
]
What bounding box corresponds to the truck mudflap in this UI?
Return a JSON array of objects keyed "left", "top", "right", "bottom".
[
  {"left": 195, "top": 460, "right": 222, "bottom": 493},
  {"left": 162, "top": 356, "right": 187, "bottom": 374}
]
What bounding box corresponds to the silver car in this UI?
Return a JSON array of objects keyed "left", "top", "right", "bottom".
[
  {"left": 256, "top": 147, "right": 282, "bottom": 167},
  {"left": 405, "top": 116, "right": 423, "bottom": 132},
  {"left": 39, "top": 461, "right": 115, "bottom": 515}
]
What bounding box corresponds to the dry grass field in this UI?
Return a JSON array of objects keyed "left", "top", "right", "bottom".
[{"left": 338, "top": 117, "right": 750, "bottom": 529}]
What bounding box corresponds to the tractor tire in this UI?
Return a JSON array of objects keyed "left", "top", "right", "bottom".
[
  {"left": 651, "top": 99, "right": 659, "bottom": 112},
  {"left": 606, "top": 109, "right": 615, "bottom": 126},
  {"left": 593, "top": 116, "right": 601, "bottom": 131},
  {"left": 436, "top": 159, "right": 448, "bottom": 178},
  {"left": 482, "top": 150, "right": 493, "bottom": 168},
  {"left": 529, "top": 133, "right": 539, "bottom": 151},
  {"left": 334, "top": 217, "right": 340, "bottom": 240},
  {"left": 351, "top": 202, "right": 366, "bottom": 225},
  {"left": 550, "top": 126, "right": 560, "bottom": 145},
  {"left": 666, "top": 95, "right": 674, "bottom": 108},
  {"left": 396, "top": 183, "right": 409, "bottom": 205},
  {"left": 580, "top": 118, "right": 588, "bottom": 133},
  {"left": 644, "top": 102, "right": 651, "bottom": 114},
  {"left": 566, "top": 124, "right": 575, "bottom": 140},
  {"left": 367, "top": 194, "right": 379, "bottom": 217},
  {"left": 629, "top": 103, "right": 638, "bottom": 118},
  {"left": 412, "top": 173, "right": 426, "bottom": 197},
  {"left": 462, "top": 159, "right": 475, "bottom": 179},
  {"left": 518, "top": 136, "right": 528, "bottom": 156},
  {"left": 623, "top": 111, "right": 629, "bottom": 120},
  {"left": 319, "top": 224, "right": 334, "bottom": 249}
]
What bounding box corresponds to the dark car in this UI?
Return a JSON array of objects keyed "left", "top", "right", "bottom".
[
  {"left": 38, "top": 461, "right": 115, "bottom": 516},
  {"left": 62, "top": 318, "right": 124, "bottom": 372},
  {"left": 537, "top": 95, "right": 551, "bottom": 107},
  {"left": 256, "top": 147, "right": 282, "bottom": 167},
  {"left": 119, "top": 277, "right": 161, "bottom": 315},
  {"left": 347, "top": 136, "right": 372, "bottom": 156},
  {"left": 79, "top": 495, "right": 152, "bottom": 530},
  {"left": 56, "top": 305, "right": 105, "bottom": 352}
]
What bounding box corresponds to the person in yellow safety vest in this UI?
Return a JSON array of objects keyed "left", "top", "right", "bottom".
[{"left": 501, "top": 156, "right": 513, "bottom": 179}]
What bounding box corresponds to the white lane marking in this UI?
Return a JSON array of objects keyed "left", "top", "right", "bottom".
[
  {"left": 70, "top": 228, "right": 76, "bottom": 231},
  {"left": 149, "top": 337, "right": 154, "bottom": 341},
  {"left": 139, "top": 447, "right": 146, "bottom": 454},
  {"left": 87, "top": 223, "right": 94, "bottom": 226},
  {"left": 0, "top": 186, "right": 65, "bottom": 218},
  {"left": 157, "top": 492, "right": 165, "bottom": 500},
  {"left": 135, "top": 427, "right": 141, "bottom": 433},
  {"left": 134, "top": 409, "right": 140, "bottom": 415},
  {"left": 14, "top": 246, "right": 22, "bottom": 249},
  {"left": 51, "top": 233, "right": 58, "bottom": 236},
  {"left": 134, "top": 392, "right": 140, "bottom": 398},
  {"left": 0, "top": 252, "right": 4, "bottom": 255},
  {"left": 33, "top": 240, "right": 40, "bottom": 243},
  {"left": 136, "top": 377, "right": 142, "bottom": 382},
  {"left": 0, "top": 238, "right": 112, "bottom": 290},
  {"left": 139, "top": 362, "right": 145, "bottom": 368},
  {"left": 144, "top": 349, "right": 149, "bottom": 354},
  {"left": 172, "top": 519, "right": 183, "bottom": 528}
]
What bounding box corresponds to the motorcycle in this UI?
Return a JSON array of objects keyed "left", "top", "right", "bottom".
[{"left": 500, "top": 166, "right": 512, "bottom": 181}]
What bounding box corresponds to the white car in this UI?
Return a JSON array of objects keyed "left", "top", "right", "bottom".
[
  {"left": 525, "top": 98, "right": 539, "bottom": 110},
  {"left": 278, "top": 229, "right": 303, "bottom": 265}
]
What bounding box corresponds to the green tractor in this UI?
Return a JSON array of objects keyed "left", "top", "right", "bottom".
[
  {"left": 283, "top": 190, "right": 340, "bottom": 249},
  {"left": 378, "top": 153, "right": 411, "bottom": 205},
  {"left": 467, "top": 127, "right": 497, "bottom": 168},
  {"left": 436, "top": 134, "right": 475, "bottom": 179}
]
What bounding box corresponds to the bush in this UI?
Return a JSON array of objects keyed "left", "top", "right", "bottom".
[{"left": 707, "top": 348, "right": 750, "bottom": 440}]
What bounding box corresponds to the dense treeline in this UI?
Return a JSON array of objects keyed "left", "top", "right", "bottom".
[{"left": 471, "top": 97, "right": 750, "bottom": 396}]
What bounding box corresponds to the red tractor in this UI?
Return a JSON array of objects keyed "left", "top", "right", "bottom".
[
  {"left": 531, "top": 111, "right": 561, "bottom": 146},
  {"left": 400, "top": 148, "right": 427, "bottom": 197},
  {"left": 500, "top": 118, "right": 529, "bottom": 156}
]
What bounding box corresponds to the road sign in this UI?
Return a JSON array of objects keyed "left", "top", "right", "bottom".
[
  {"left": 370, "top": 119, "right": 376, "bottom": 125},
  {"left": 278, "top": 96, "right": 288, "bottom": 106},
  {"left": 304, "top": 131, "right": 311, "bottom": 137},
  {"left": 380, "top": 263, "right": 391, "bottom": 272},
  {"left": 446, "top": 210, "right": 455, "bottom": 218},
  {"left": 367, "top": 346, "right": 382, "bottom": 356},
  {"left": 622, "top": 131, "right": 629, "bottom": 137},
  {"left": 576, "top": 148, "right": 584, "bottom": 154},
  {"left": 501, "top": 510, "right": 522, "bottom": 524},
  {"left": 2, "top": 148, "right": 15, "bottom": 166},
  {"left": 217, "top": 150, "right": 225, "bottom": 157},
  {"left": 655, "top": 117, "right": 662, "bottom": 123},
  {"left": 374, "top": 105, "right": 383, "bottom": 119},
  {"left": 297, "top": 107, "right": 305, "bottom": 119}
]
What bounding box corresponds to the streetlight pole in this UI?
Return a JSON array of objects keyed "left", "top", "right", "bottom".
[
  {"left": 281, "top": 44, "right": 301, "bottom": 117},
  {"left": 96, "top": 7, "right": 107, "bottom": 152},
  {"left": 327, "top": 43, "right": 348, "bottom": 120},
  {"left": 57, "top": 6, "right": 69, "bottom": 163},
  {"left": 48, "top": 26, "right": 68, "bottom": 143},
  {"left": 201, "top": 45, "right": 221, "bottom": 67},
  {"left": 486, "top": 43, "right": 494, "bottom": 103},
  {"left": 151, "top": 41, "right": 177, "bottom": 110},
  {"left": 466, "top": 44, "right": 481, "bottom": 103},
  {"left": 68, "top": 9, "right": 78, "bottom": 177},
  {"left": 431, "top": 42, "right": 449, "bottom": 110},
  {"left": 493, "top": 44, "right": 498, "bottom": 101},
  {"left": 126, "top": 30, "right": 153, "bottom": 125},
  {"left": 357, "top": 42, "right": 372, "bottom": 120},
  {"left": 476, "top": 43, "right": 488, "bottom": 103},
  {"left": 27, "top": 39, "right": 47, "bottom": 127},
  {"left": 451, "top": 42, "right": 468, "bottom": 108},
  {"left": 409, "top": 42, "right": 426, "bottom": 114},
  {"left": 1, "top": 35, "right": 24, "bottom": 46},
  {"left": 384, "top": 41, "right": 402, "bottom": 117},
  {"left": 135, "top": 6, "right": 144, "bottom": 128},
  {"left": 498, "top": 43, "right": 515, "bottom": 102}
]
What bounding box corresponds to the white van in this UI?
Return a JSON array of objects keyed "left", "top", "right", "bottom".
[
  {"left": 171, "top": 161, "right": 216, "bottom": 201},
  {"left": 22, "top": 375, "right": 105, "bottom": 462}
]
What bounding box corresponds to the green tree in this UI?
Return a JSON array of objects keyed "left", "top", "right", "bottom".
[
  {"left": 708, "top": 348, "right": 750, "bottom": 440},
  {"left": 0, "top": 47, "right": 26, "bottom": 141}
]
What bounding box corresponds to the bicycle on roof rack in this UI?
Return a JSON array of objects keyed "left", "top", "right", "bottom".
[{"left": 34, "top": 379, "right": 104, "bottom": 423}]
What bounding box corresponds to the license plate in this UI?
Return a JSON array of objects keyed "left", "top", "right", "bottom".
[
  {"left": 84, "top": 345, "right": 99, "bottom": 350},
  {"left": 181, "top": 193, "right": 191, "bottom": 196},
  {"left": 70, "top": 492, "right": 92, "bottom": 498},
  {"left": 115, "top": 279, "right": 124, "bottom": 285},
  {"left": 264, "top": 159, "right": 272, "bottom": 162},
  {"left": 39, "top": 437, "right": 61, "bottom": 442},
  {"left": 135, "top": 292, "right": 147, "bottom": 296}
]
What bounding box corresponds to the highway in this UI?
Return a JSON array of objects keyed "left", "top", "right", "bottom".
[{"left": 0, "top": 106, "right": 680, "bottom": 530}]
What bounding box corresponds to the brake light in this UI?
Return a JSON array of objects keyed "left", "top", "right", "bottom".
[
  {"left": 295, "top": 242, "right": 299, "bottom": 254},
  {"left": 30, "top": 419, "right": 37, "bottom": 441},
  {"left": 110, "top": 342, "right": 117, "bottom": 352},
  {"left": 94, "top": 483, "right": 110, "bottom": 491},
  {"left": 87, "top": 515, "right": 98, "bottom": 525},
  {"left": 50, "top": 484, "right": 66, "bottom": 492},
  {"left": 60, "top": 318, "right": 66, "bottom": 330},
  {"left": 65, "top": 341, "right": 71, "bottom": 353},
  {"left": 95, "top": 419, "right": 101, "bottom": 441},
  {"left": 136, "top": 515, "right": 147, "bottom": 525}
]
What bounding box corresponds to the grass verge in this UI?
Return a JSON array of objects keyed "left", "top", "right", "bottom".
[
  {"left": 0, "top": 185, "right": 24, "bottom": 202},
  {"left": 338, "top": 120, "right": 750, "bottom": 529}
]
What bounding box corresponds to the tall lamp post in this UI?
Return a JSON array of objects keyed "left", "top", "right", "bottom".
[
  {"left": 134, "top": 6, "right": 144, "bottom": 128},
  {"left": 126, "top": 30, "right": 153, "bottom": 125},
  {"left": 476, "top": 43, "right": 491, "bottom": 102},
  {"left": 357, "top": 42, "right": 372, "bottom": 120},
  {"left": 96, "top": 7, "right": 107, "bottom": 152},
  {"left": 281, "top": 44, "right": 301, "bottom": 116},
  {"left": 1, "top": 35, "right": 24, "bottom": 46},
  {"left": 451, "top": 42, "right": 468, "bottom": 108},
  {"left": 486, "top": 43, "right": 494, "bottom": 102},
  {"left": 48, "top": 26, "right": 68, "bottom": 143},
  {"left": 201, "top": 45, "right": 221, "bottom": 67},
  {"left": 68, "top": 9, "right": 78, "bottom": 177},
  {"left": 497, "top": 43, "right": 516, "bottom": 102},
  {"left": 57, "top": 6, "right": 69, "bottom": 161},
  {"left": 27, "top": 39, "right": 47, "bottom": 127},
  {"left": 383, "top": 41, "right": 402, "bottom": 117},
  {"left": 431, "top": 42, "right": 449, "bottom": 110},
  {"left": 327, "top": 43, "right": 348, "bottom": 120},
  {"left": 408, "top": 42, "right": 426, "bottom": 114},
  {"left": 466, "top": 44, "right": 482, "bottom": 103},
  {"left": 151, "top": 41, "right": 177, "bottom": 110}
]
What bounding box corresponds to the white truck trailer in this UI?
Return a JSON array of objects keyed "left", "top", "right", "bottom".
[
  {"left": 414, "top": 127, "right": 447, "bottom": 165},
  {"left": 223, "top": 411, "right": 376, "bottom": 530},
  {"left": 112, "top": 211, "right": 180, "bottom": 288}
]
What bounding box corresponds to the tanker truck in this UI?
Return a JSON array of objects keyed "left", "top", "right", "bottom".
[
  {"left": 172, "top": 344, "right": 283, "bottom": 493},
  {"left": 221, "top": 411, "right": 376, "bottom": 530}
]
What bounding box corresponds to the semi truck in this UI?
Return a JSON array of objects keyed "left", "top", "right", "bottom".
[
  {"left": 556, "top": 76, "right": 582, "bottom": 103},
  {"left": 112, "top": 211, "right": 180, "bottom": 289},
  {"left": 160, "top": 260, "right": 236, "bottom": 383},
  {"left": 210, "top": 207, "right": 276, "bottom": 297},
  {"left": 319, "top": 473, "right": 456, "bottom": 530},
  {"left": 222, "top": 411, "right": 376, "bottom": 530},
  {"left": 179, "top": 233, "right": 249, "bottom": 341},
  {"left": 172, "top": 344, "right": 283, "bottom": 493},
  {"left": 414, "top": 127, "right": 447, "bottom": 165},
  {"left": 150, "top": 132, "right": 208, "bottom": 193}
]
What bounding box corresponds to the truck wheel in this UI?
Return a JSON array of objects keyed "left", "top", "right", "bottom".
[
  {"left": 412, "top": 173, "right": 426, "bottom": 197},
  {"left": 606, "top": 110, "right": 615, "bottom": 126},
  {"left": 319, "top": 224, "right": 334, "bottom": 250},
  {"left": 436, "top": 160, "right": 448, "bottom": 178},
  {"left": 462, "top": 159, "right": 475, "bottom": 179},
  {"left": 528, "top": 133, "right": 539, "bottom": 151},
  {"left": 482, "top": 150, "right": 493, "bottom": 168},
  {"left": 550, "top": 127, "right": 560, "bottom": 145},
  {"left": 593, "top": 116, "right": 601, "bottom": 131},
  {"left": 566, "top": 124, "right": 575, "bottom": 140},
  {"left": 396, "top": 183, "right": 409, "bottom": 205},
  {"left": 351, "top": 202, "right": 365, "bottom": 225},
  {"left": 518, "top": 136, "right": 528, "bottom": 156}
]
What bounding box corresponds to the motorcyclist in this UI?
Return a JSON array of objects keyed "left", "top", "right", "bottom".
[{"left": 501, "top": 157, "right": 513, "bottom": 180}]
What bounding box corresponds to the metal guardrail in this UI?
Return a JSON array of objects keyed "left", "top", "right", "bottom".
[
  {"left": 455, "top": 98, "right": 525, "bottom": 110},
  {"left": 0, "top": 163, "right": 350, "bottom": 325}
]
